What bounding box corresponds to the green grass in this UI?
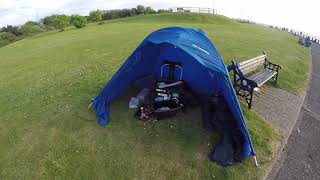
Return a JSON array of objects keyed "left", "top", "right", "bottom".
[{"left": 0, "top": 13, "right": 308, "bottom": 179}]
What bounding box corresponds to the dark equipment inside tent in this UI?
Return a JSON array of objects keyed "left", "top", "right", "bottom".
[
  {"left": 131, "top": 61, "right": 197, "bottom": 121},
  {"left": 91, "top": 27, "right": 257, "bottom": 166}
]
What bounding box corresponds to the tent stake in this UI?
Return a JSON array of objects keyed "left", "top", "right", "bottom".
[
  {"left": 88, "top": 102, "right": 93, "bottom": 109},
  {"left": 254, "top": 155, "right": 259, "bottom": 167}
]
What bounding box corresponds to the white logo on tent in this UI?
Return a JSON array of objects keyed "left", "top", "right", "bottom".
[{"left": 192, "top": 44, "right": 210, "bottom": 55}]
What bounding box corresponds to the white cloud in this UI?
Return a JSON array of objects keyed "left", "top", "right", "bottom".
[{"left": 0, "top": 0, "right": 319, "bottom": 37}]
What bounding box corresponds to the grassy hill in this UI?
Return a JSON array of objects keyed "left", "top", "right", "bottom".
[{"left": 0, "top": 13, "right": 309, "bottom": 179}]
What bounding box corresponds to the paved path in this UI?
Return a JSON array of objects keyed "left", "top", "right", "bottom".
[
  {"left": 251, "top": 76, "right": 305, "bottom": 180},
  {"left": 273, "top": 43, "right": 320, "bottom": 180},
  {"left": 252, "top": 86, "right": 304, "bottom": 138}
]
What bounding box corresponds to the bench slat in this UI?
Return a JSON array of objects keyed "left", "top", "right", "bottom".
[
  {"left": 240, "top": 59, "right": 265, "bottom": 71},
  {"left": 250, "top": 69, "right": 275, "bottom": 81},
  {"left": 256, "top": 71, "right": 276, "bottom": 84},
  {"left": 240, "top": 62, "right": 265, "bottom": 74},
  {"left": 249, "top": 69, "right": 277, "bottom": 87},
  {"left": 249, "top": 69, "right": 271, "bottom": 80},
  {"left": 256, "top": 72, "right": 276, "bottom": 87},
  {"left": 239, "top": 55, "right": 266, "bottom": 74},
  {"left": 239, "top": 55, "right": 266, "bottom": 68}
]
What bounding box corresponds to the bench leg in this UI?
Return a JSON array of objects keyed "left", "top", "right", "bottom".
[
  {"left": 248, "top": 90, "right": 253, "bottom": 109},
  {"left": 245, "top": 86, "right": 254, "bottom": 109},
  {"left": 272, "top": 67, "right": 280, "bottom": 83},
  {"left": 238, "top": 88, "right": 254, "bottom": 109},
  {"left": 234, "top": 79, "right": 254, "bottom": 109},
  {"left": 273, "top": 73, "right": 279, "bottom": 83}
]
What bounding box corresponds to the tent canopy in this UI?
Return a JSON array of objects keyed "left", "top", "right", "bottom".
[{"left": 92, "top": 27, "right": 255, "bottom": 161}]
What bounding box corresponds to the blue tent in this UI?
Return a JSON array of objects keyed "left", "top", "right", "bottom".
[{"left": 92, "top": 27, "right": 255, "bottom": 164}]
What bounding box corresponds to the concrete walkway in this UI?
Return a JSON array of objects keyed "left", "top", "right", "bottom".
[
  {"left": 271, "top": 43, "right": 320, "bottom": 179},
  {"left": 252, "top": 86, "right": 304, "bottom": 139},
  {"left": 245, "top": 46, "right": 314, "bottom": 179},
  {"left": 250, "top": 82, "right": 305, "bottom": 179}
]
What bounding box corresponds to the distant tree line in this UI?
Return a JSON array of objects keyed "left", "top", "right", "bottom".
[
  {"left": 0, "top": 5, "right": 172, "bottom": 47},
  {"left": 101, "top": 5, "right": 159, "bottom": 20},
  {"left": 0, "top": 21, "right": 47, "bottom": 47}
]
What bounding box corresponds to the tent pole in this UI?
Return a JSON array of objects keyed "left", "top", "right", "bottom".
[{"left": 254, "top": 155, "right": 259, "bottom": 167}]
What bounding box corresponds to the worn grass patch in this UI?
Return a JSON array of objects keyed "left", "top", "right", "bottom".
[{"left": 0, "top": 13, "right": 306, "bottom": 179}]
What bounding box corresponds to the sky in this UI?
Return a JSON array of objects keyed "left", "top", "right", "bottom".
[{"left": 0, "top": 0, "right": 319, "bottom": 38}]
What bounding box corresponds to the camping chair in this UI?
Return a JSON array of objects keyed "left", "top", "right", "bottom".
[
  {"left": 160, "top": 61, "right": 183, "bottom": 82},
  {"left": 152, "top": 61, "right": 185, "bottom": 119},
  {"left": 158, "top": 61, "right": 184, "bottom": 89}
]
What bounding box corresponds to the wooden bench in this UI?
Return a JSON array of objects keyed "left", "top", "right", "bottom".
[{"left": 229, "top": 52, "right": 282, "bottom": 109}]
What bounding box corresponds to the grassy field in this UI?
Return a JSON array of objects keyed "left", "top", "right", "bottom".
[{"left": 0, "top": 13, "right": 309, "bottom": 179}]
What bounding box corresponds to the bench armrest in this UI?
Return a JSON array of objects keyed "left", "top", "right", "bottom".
[
  {"left": 265, "top": 59, "right": 282, "bottom": 71},
  {"left": 227, "top": 63, "right": 234, "bottom": 72},
  {"left": 231, "top": 61, "right": 258, "bottom": 88}
]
